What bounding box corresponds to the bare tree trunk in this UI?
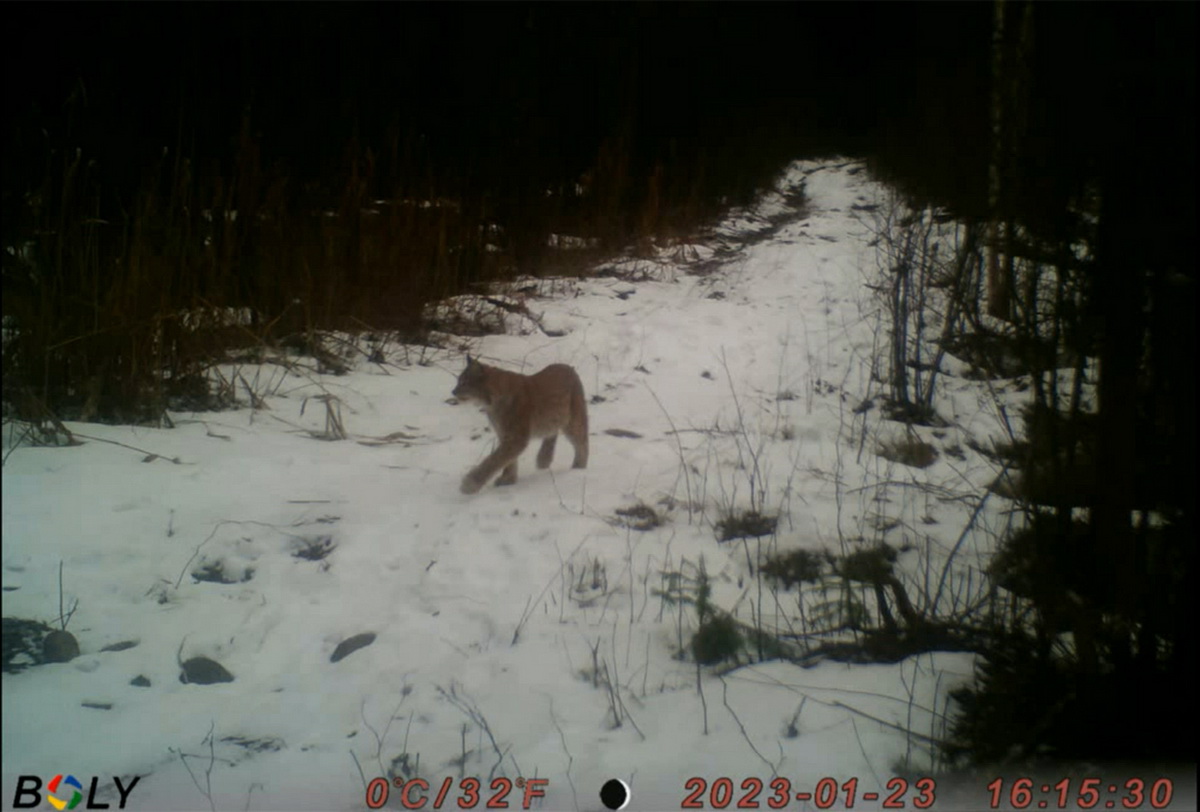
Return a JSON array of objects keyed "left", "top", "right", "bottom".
[
  {"left": 987, "top": 1, "right": 1034, "bottom": 320},
  {"left": 1091, "top": 164, "right": 1141, "bottom": 679},
  {"left": 986, "top": 0, "right": 1008, "bottom": 319}
]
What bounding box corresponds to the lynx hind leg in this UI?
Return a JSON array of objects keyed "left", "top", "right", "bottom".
[
  {"left": 536, "top": 437, "right": 557, "bottom": 469},
  {"left": 496, "top": 460, "right": 518, "bottom": 486},
  {"left": 568, "top": 428, "right": 588, "bottom": 469},
  {"left": 567, "top": 387, "right": 589, "bottom": 469}
]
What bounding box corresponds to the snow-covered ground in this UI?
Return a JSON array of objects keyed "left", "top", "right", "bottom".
[{"left": 3, "top": 160, "right": 1192, "bottom": 811}]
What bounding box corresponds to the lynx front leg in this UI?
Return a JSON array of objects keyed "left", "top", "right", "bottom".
[
  {"left": 496, "top": 460, "right": 518, "bottom": 486},
  {"left": 461, "top": 438, "right": 527, "bottom": 494}
]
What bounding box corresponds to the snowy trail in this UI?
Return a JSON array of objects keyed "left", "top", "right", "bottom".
[{"left": 3, "top": 160, "right": 994, "bottom": 812}]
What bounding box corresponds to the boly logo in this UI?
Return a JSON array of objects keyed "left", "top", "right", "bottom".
[
  {"left": 46, "top": 776, "right": 83, "bottom": 811},
  {"left": 11, "top": 774, "right": 140, "bottom": 810}
]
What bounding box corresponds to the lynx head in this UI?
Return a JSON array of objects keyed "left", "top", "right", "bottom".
[{"left": 452, "top": 354, "right": 490, "bottom": 405}]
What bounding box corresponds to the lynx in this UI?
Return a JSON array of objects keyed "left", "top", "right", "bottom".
[{"left": 452, "top": 355, "right": 589, "bottom": 494}]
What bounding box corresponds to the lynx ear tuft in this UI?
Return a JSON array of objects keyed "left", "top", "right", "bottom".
[{"left": 465, "top": 353, "right": 473, "bottom": 366}]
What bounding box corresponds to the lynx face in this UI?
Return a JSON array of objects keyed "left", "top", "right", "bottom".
[
  {"left": 451, "top": 357, "right": 490, "bottom": 405},
  {"left": 452, "top": 354, "right": 589, "bottom": 494}
]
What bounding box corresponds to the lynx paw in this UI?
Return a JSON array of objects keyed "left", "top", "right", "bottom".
[{"left": 460, "top": 474, "right": 484, "bottom": 495}]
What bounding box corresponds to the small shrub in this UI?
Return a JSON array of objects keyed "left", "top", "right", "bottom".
[
  {"left": 613, "top": 502, "right": 663, "bottom": 531},
  {"left": 222, "top": 736, "right": 285, "bottom": 753},
  {"left": 877, "top": 436, "right": 938, "bottom": 468},
  {"left": 945, "top": 630, "right": 1191, "bottom": 764},
  {"left": 941, "top": 331, "right": 1062, "bottom": 379},
  {"left": 1, "top": 617, "right": 56, "bottom": 673},
  {"left": 691, "top": 613, "right": 742, "bottom": 665},
  {"left": 761, "top": 549, "right": 824, "bottom": 590},
  {"left": 191, "top": 561, "right": 254, "bottom": 584},
  {"left": 879, "top": 398, "right": 947, "bottom": 427},
  {"left": 836, "top": 543, "right": 899, "bottom": 584},
  {"left": 715, "top": 509, "right": 777, "bottom": 541},
  {"left": 292, "top": 535, "right": 336, "bottom": 561},
  {"left": 42, "top": 630, "right": 80, "bottom": 663}
]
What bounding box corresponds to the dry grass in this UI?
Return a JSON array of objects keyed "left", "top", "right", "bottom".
[{"left": 876, "top": 436, "right": 939, "bottom": 469}]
